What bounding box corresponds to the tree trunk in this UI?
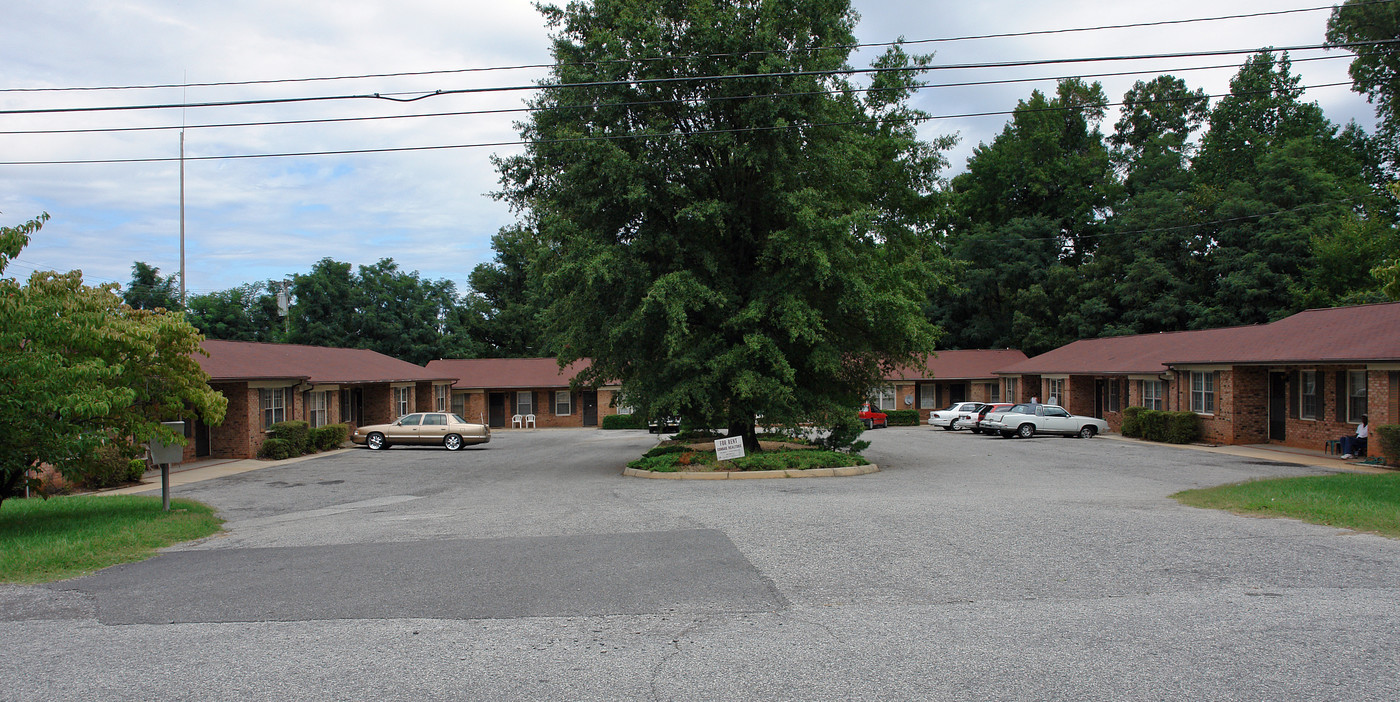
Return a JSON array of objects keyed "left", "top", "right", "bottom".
[{"left": 727, "top": 421, "right": 761, "bottom": 453}]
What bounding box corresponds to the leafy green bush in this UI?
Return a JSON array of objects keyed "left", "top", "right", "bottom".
[
  {"left": 310, "top": 424, "right": 349, "bottom": 452},
  {"left": 730, "top": 450, "right": 866, "bottom": 471},
  {"left": 885, "top": 409, "right": 920, "bottom": 426},
  {"left": 257, "top": 438, "right": 294, "bottom": 461},
  {"left": 1164, "top": 412, "right": 1202, "bottom": 444},
  {"left": 71, "top": 444, "right": 147, "bottom": 489},
  {"left": 1376, "top": 425, "right": 1400, "bottom": 467},
  {"left": 818, "top": 413, "right": 870, "bottom": 454},
  {"left": 602, "top": 414, "right": 647, "bottom": 430},
  {"left": 268, "top": 421, "right": 311, "bottom": 456},
  {"left": 1120, "top": 406, "right": 1144, "bottom": 438}
]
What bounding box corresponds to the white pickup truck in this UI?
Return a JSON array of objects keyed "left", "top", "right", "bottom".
[{"left": 981, "top": 403, "right": 1109, "bottom": 439}]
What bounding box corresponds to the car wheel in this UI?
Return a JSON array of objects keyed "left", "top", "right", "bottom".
[
  {"left": 941, "top": 421, "right": 956, "bottom": 431},
  {"left": 366, "top": 432, "right": 387, "bottom": 450},
  {"left": 1016, "top": 423, "right": 1035, "bottom": 439},
  {"left": 444, "top": 434, "right": 463, "bottom": 451},
  {"left": 1078, "top": 426, "right": 1096, "bottom": 439},
  {"left": 863, "top": 419, "right": 873, "bottom": 430},
  {"left": 880, "top": 418, "right": 888, "bottom": 428}
]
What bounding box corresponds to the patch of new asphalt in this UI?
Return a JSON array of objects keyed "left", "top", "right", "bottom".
[{"left": 3, "top": 428, "right": 1399, "bottom": 701}]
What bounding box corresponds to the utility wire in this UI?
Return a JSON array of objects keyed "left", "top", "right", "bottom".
[
  {"left": 0, "top": 81, "right": 1357, "bottom": 166},
  {"left": 2, "top": 40, "right": 1392, "bottom": 117},
  {"left": 1, "top": 1, "right": 1385, "bottom": 94},
  {"left": 0, "top": 52, "right": 1373, "bottom": 137}
]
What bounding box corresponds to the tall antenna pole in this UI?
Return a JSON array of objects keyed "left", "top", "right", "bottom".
[{"left": 180, "top": 129, "right": 186, "bottom": 308}]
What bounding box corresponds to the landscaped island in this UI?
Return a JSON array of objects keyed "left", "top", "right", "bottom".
[{"left": 625, "top": 434, "right": 875, "bottom": 479}]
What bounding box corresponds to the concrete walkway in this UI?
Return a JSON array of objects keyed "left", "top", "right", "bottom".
[
  {"left": 99, "top": 448, "right": 360, "bottom": 496},
  {"left": 1101, "top": 433, "right": 1394, "bottom": 474}
]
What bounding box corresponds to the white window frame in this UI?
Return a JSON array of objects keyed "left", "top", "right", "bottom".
[
  {"left": 307, "top": 390, "right": 328, "bottom": 428},
  {"left": 1142, "top": 380, "right": 1163, "bottom": 411},
  {"left": 516, "top": 391, "right": 535, "bottom": 416},
  {"left": 1190, "top": 372, "right": 1215, "bottom": 414},
  {"left": 1348, "top": 370, "right": 1367, "bottom": 422},
  {"left": 555, "top": 390, "right": 572, "bottom": 416},
  {"left": 260, "top": 388, "right": 286, "bottom": 430},
  {"left": 987, "top": 383, "right": 1000, "bottom": 403},
  {"left": 434, "top": 385, "right": 448, "bottom": 413},
  {"left": 919, "top": 384, "right": 936, "bottom": 409},
  {"left": 615, "top": 404, "right": 634, "bottom": 415},
  {"left": 1004, "top": 377, "right": 1018, "bottom": 403},
  {"left": 394, "top": 386, "right": 412, "bottom": 418},
  {"left": 1299, "top": 371, "right": 1317, "bottom": 420},
  {"left": 1045, "top": 379, "right": 1065, "bottom": 405},
  {"left": 873, "top": 386, "right": 897, "bottom": 411}
]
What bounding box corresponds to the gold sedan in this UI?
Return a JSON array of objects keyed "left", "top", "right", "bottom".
[{"left": 352, "top": 413, "right": 490, "bottom": 451}]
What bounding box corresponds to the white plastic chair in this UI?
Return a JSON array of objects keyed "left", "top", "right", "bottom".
[
  {"left": 511, "top": 414, "right": 524, "bottom": 428},
  {"left": 525, "top": 414, "right": 537, "bottom": 428}
]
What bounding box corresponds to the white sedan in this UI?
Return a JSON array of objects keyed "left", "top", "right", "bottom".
[
  {"left": 982, "top": 404, "right": 1108, "bottom": 439},
  {"left": 928, "top": 402, "right": 986, "bottom": 431}
]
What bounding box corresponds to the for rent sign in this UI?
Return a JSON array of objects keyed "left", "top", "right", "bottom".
[{"left": 714, "top": 435, "right": 746, "bottom": 461}]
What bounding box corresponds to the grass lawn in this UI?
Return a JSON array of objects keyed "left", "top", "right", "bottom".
[
  {"left": 1173, "top": 472, "right": 1400, "bottom": 538},
  {"left": 0, "top": 495, "right": 223, "bottom": 584}
]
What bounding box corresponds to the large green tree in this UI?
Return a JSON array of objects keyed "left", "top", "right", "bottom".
[
  {"left": 122, "top": 261, "right": 181, "bottom": 311},
  {"left": 186, "top": 282, "right": 286, "bottom": 342},
  {"left": 1, "top": 215, "right": 226, "bottom": 505},
  {"left": 495, "top": 0, "right": 952, "bottom": 448},
  {"left": 463, "top": 226, "right": 553, "bottom": 358},
  {"left": 1327, "top": 0, "right": 1400, "bottom": 172}
]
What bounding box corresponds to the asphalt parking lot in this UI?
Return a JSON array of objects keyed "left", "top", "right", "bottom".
[{"left": 4, "top": 427, "right": 1399, "bottom": 701}]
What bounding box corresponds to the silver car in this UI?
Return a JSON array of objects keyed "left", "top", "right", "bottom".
[
  {"left": 352, "top": 412, "right": 490, "bottom": 451},
  {"left": 982, "top": 404, "right": 1108, "bottom": 439},
  {"left": 929, "top": 402, "right": 985, "bottom": 431}
]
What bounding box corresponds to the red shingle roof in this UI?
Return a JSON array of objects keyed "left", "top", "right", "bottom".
[
  {"left": 426, "top": 357, "right": 592, "bottom": 390},
  {"left": 997, "top": 302, "right": 1400, "bottom": 376},
  {"left": 198, "top": 340, "right": 452, "bottom": 384},
  {"left": 889, "top": 349, "right": 1029, "bottom": 381}
]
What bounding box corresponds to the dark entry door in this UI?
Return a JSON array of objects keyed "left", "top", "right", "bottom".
[
  {"left": 950, "top": 384, "right": 967, "bottom": 404},
  {"left": 1094, "top": 379, "right": 1106, "bottom": 418},
  {"left": 581, "top": 391, "right": 598, "bottom": 427},
  {"left": 1268, "top": 372, "right": 1287, "bottom": 441},
  {"left": 488, "top": 393, "right": 507, "bottom": 428},
  {"left": 193, "top": 418, "right": 211, "bottom": 458}
]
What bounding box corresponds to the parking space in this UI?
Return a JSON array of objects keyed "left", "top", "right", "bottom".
[{"left": 4, "top": 427, "right": 1399, "bottom": 700}]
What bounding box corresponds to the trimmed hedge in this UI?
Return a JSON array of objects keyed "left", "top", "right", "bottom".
[
  {"left": 72, "top": 444, "right": 147, "bottom": 489},
  {"left": 268, "top": 421, "right": 311, "bottom": 455},
  {"left": 1132, "top": 409, "right": 1202, "bottom": 444},
  {"left": 602, "top": 414, "right": 647, "bottom": 430},
  {"left": 1377, "top": 425, "right": 1400, "bottom": 467},
  {"left": 311, "top": 424, "right": 349, "bottom": 452},
  {"left": 885, "top": 409, "right": 920, "bottom": 426},
  {"left": 257, "top": 437, "right": 294, "bottom": 461},
  {"left": 1120, "top": 406, "right": 1144, "bottom": 438}
]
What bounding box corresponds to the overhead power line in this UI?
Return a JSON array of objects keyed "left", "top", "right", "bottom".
[
  {"left": 2, "top": 40, "right": 1392, "bottom": 117},
  {"left": 0, "top": 52, "right": 1373, "bottom": 137},
  {"left": 0, "top": 1, "right": 1385, "bottom": 94},
  {"left": 0, "top": 81, "right": 1357, "bottom": 167}
]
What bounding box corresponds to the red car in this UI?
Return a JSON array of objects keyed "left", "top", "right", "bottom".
[{"left": 859, "top": 403, "right": 889, "bottom": 430}]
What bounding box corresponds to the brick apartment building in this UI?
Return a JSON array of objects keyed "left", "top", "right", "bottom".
[
  {"left": 425, "top": 357, "right": 624, "bottom": 429},
  {"left": 872, "top": 349, "right": 1030, "bottom": 422},
  {"left": 194, "top": 340, "right": 457, "bottom": 460},
  {"left": 994, "top": 302, "right": 1400, "bottom": 451}
]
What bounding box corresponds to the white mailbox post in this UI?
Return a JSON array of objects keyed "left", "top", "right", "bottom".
[{"left": 147, "top": 421, "right": 186, "bottom": 511}]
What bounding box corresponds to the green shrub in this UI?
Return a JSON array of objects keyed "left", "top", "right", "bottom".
[
  {"left": 310, "top": 424, "right": 349, "bottom": 452},
  {"left": 1164, "top": 412, "right": 1202, "bottom": 444},
  {"left": 641, "top": 444, "right": 692, "bottom": 458},
  {"left": 1138, "top": 410, "right": 1167, "bottom": 442},
  {"left": 819, "top": 413, "right": 870, "bottom": 454},
  {"left": 602, "top": 414, "right": 647, "bottom": 430},
  {"left": 257, "top": 438, "right": 294, "bottom": 461},
  {"left": 1120, "top": 406, "right": 1144, "bottom": 438},
  {"left": 885, "top": 409, "right": 920, "bottom": 426},
  {"left": 627, "top": 452, "right": 692, "bottom": 472},
  {"left": 268, "top": 421, "right": 311, "bottom": 456},
  {"left": 71, "top": 444, "right": 147, "bottom": 489},
  {"left": 1376, "top": 425, "right": 1400, "bottom": 467},
  {"left": 730, "top": 450, "right": 866, "bottom": 471}
]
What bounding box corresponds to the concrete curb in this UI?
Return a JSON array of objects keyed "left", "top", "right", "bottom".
[
  {"left": 98, "top": 448, "right": 359, "bottom": 496},
  {"left": 621, "top": 463, "right": 879, "bottom": 480}
]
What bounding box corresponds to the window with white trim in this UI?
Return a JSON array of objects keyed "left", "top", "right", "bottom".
[
  {"left": 919, "top": 384, "right": 936, "bottom": 409},
  {"left": 1141, "top": 380, "right": 1163, "bottom": 411},
  {"left": 434, "top": 384, "right": 448, "bottom": 412},
  {"left": 1045, "top": 379, "right": 1064, "bottom": 405},
  {"left": 1108, "top": 380, "right": 1121, "bottom": 412},
  {"left": 394, "top": 387, "right": 412, "bottom": 417},
  {"left": 516, "top": 391, "right": 535, "bottom": 416},
  {"left": 1300, "top": 371, "right": 1317, "bottom": 419},
  {"left": 1190, "top": 372, "right": 1215, "bottom": 414},
  {"left": 306, "top": 391, "right": 328, "bottom": 428},
  {"left": 615, "top": 404, "right": 634, "bottom": 415},
  {"left": 260, "top": 388, "right": 287, "bottom": 430},
  {"left": 987, "top": 383, "right": 1000, "bottom": 402},
  {"left": 1004, "top": 377, "right": 1018, "bottom": 403},
  {"left": 555, "top": 390, "right": 572, "bottom": 415},
  {"left": 873, "top": 386, "right": 897, "bottom": 411},
  {"left": 1348, "top": 370, "right": 1367, "bottom": 421}
]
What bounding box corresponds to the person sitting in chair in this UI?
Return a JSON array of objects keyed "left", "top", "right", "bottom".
[{"left": 1340, "top": 414, "right": 1369, "bottom": 460}]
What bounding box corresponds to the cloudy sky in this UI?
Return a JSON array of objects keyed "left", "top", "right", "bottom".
[{"left": 0, "top": 1, "right": 1376, "bottom": 300}]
